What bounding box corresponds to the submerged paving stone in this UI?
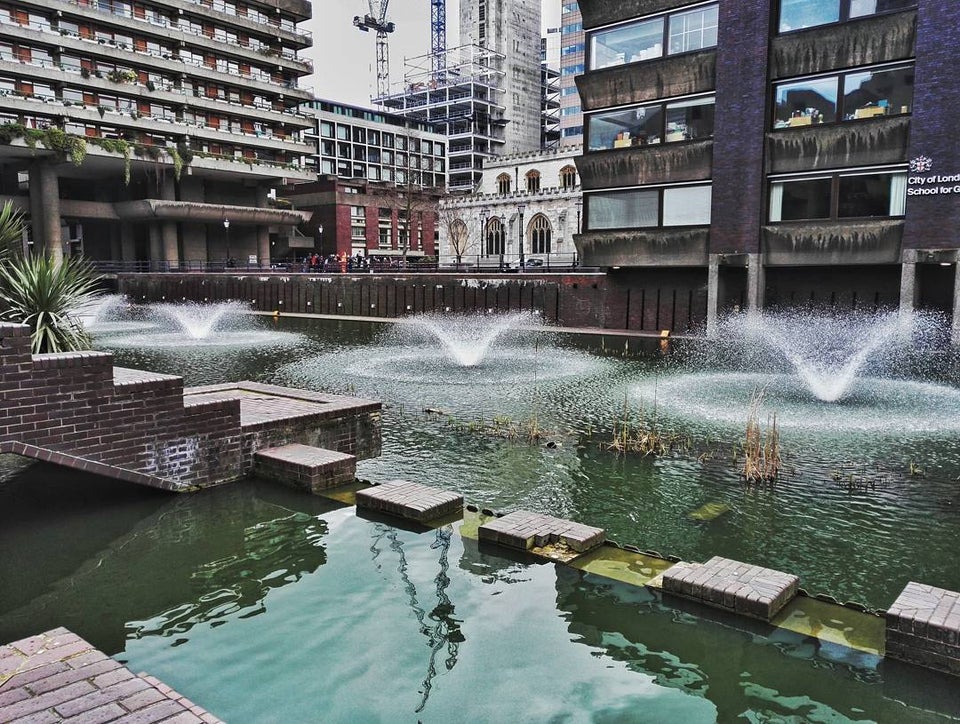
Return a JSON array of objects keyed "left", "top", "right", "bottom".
[
  {"left": 0, "top": 628, "right": 222, "bottom": 723},
  {"left": 886, "top": 582, "right": 960, "bottom": 675},
  {"left": 477, "top": 510, "right": 605, "bottom": 555},
  {"left": 355, "top": 480, "right": 464, "bottom": 523},
  {"left": 662, "top": 556, "right": 799, "bottom": 621}
]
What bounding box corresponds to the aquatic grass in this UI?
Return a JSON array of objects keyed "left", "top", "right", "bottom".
[{"left": 740, "top": 386, "right": 782, "bottom": 484}]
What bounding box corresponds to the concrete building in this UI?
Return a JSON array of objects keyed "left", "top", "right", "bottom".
[
  {"left": 541, "top": 26, "right": 561, "bottom": 148},
  {"left": 559, "top": 1, "right": 584, "bottom": 146},
  {"left": 574, "top": 0, "right": 960, "bottom": 338},
  {"left": 0, "top": 0, "right": 316, "bottom": 266},
  {"left": 305, "top": 99, "right": 447, "bottom": 190},
  {"left": 438, "top": 144, "right": 581, "bottom": 267}
]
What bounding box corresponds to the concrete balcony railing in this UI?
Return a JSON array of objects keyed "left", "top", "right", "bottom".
[
  {"left": 762, "top": 219, "right": 904, "bottom": 266},
  {"left": 14, "top": 0, "right": 312, "bottom": 48},
  {"left": 575, "top": 227, "right": 710, "bottom": 267}
]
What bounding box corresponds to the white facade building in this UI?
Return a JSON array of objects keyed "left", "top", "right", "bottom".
[{"left": 438, "top": 144, "right": 582, "bottom": 267}]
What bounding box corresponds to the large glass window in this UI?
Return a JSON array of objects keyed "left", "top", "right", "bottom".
[
  {"left": 769, "top": 171, "right": 906, "bottom": 221},
  {"left": 668, "top": 5, "right": 719, "bottom": 55},
  {"left": 588, "top": 185, "right": 713, "bottom": 230},
  {"left": 663, "top": 186, "right": 712, "bottom": 225},
  {"left": 779, "top": 0, "right": 915, "bottom": 33},
  {"left": 774, "top": 65, "right": 913, "bottom": 128},
  {"left": 589, "top": 4, "right": 718, "bottom": 70},
  {"left": 587, "top": 96, "right": 714, "bottom": 151}
]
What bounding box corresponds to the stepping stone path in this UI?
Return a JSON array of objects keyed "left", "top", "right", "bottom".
[
  {"left": 662, "top": 555, "right": 799, "bottom": 621},
  {"left": 355, "top": 480, "right": 464, "bottom": 523},
  {"left": 254, "top": 443, "right": 356, "bottom": 493},
  {"left": 886, "top": 581, "right": 960, "bottom": 675},
  {"left": 478, "top": 510, "right": 605, "bottom": 554}
]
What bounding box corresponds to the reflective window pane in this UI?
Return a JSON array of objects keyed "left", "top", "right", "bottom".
[
  {"left": 779, "top": 0, "right": 839, "bottom": 32},
  {"left": 668, "top": 5, "right": 718, "bottom": 55},
  {"left": 843, "top": 66, "right": 913, "bottom": 119},
  {"left": 587, "top": 105, "right": 663, "bottom": 150},
  {"left": 774, "top": 77, "right": 838, "bottom": 127},
  {"left": 588, "top": 190, "right": 659, "bottom": 230},
  {"left": 665, "top": 97, "right": 715, "bottom": 141},
  {"left": 838, "top": 173, "right": 905, "bottom": 217},
  {"left": 591, "top": 17, "right": 664, "bottom": 69},
  {"left": 770, "top": 178, "right": 832, "bottom": 221},
  {"left": 850, "top": 0, "right": 915, "bottom": 19},
  {"left": 663, "top": 185, "right": 712, "bottom": 225}
]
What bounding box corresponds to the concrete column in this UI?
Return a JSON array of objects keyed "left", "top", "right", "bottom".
[
  {"left": 706, "top": 254, "right": 720, "bottom": 338},
  {"left": 148, "top": 224, "right": 162, "bottom": 270},
  {"left": 30, "top": 163, "right": 63, "bottom": 262},
  {"left": 746, "top": 253, "right": 765, "bottom": 316},
  {"left": 256, "top": 185, "right": 271, "bottom": 268},
  {"left": 951, "top": 263, "right": 960, "bottom": 346},
  {"left": 119, "top": 222, "right": 135, "bottom": 262},
  {"left": 899, "top": 249, "right": 918, "bottom": 316},
  {"left": 162, "top": 222, "right": 178, "bottom": 266}
]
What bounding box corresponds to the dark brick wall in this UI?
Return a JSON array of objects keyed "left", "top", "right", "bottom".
[
  {"left": 0, "top": 325, "right": 244, "bottom": 489},
  {"left": 710, "top": 0, "right": 772, "bottom": 254},
  {"left": 118, "top": 272, "right": 707, "bottom": 333},
  {"left": 902, "top": 3, "right": 960, "bottom": 250}
]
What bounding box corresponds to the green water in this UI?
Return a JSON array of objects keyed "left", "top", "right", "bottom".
[{"left": 2, "top": 314, "right": 960, "bottom": 721}]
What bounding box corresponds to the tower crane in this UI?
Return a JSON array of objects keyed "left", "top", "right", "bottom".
[
  {"left": 430, "top": 0, "right": 446, "bottom": 79},
  {"left": 354, "top": 1, "right": 395, "bottom": 99}
]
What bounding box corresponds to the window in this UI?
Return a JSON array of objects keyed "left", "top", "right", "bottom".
[
  {"left": 773, "top": 64, "right": 913, "bottom": 128},
  {"left": 351, "top": 226, "right": 366, "bottom": 240},
  {"left": 587, "top": 184, "right": 712, "bottom": 230},
  {"left": 560, "top": 166, "right": 577, "bottom": 189},
  {"left": 497, "top": 173, "right": 511, "bottom": 194},
  {"left": 529, "top": 215, "right": 552, "bottom": 253},
  {"left": 351, "top": 205, "right": 365, "bottom": 219},
  {"left": 320, "top": 121, "right": 333, "bottom": 138},
  {"left": 668, "top": 5, "right": 719, "bottom": 55},
  {"left": 768, "top": 171, "right": 906, "bottom": 221},
  {"left": 526, "top": 170, "right": 541, "bottom": 193},
  {"left": 587, "top": 95, "right": 714, "bottom": 150},
  {"left": 485, "top": 217, "right": 505, "bottom": 256},
  {"left": 778, "top": 0, "right": 915, "bottom": 33},
  {"left": 589, "top": 4, "right": 717, "bottom": 70}
]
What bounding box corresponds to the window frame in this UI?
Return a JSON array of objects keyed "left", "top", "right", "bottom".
[
  {"left": 777, "top": 0, "right": 917, "bottom": 35},
  {"left": 585, "top": 183, "right": 713, "bottom": 231},
  {"left": 585, "top": 93, "right": 715, "bottom": 151},
  {"left": 768, "top": 168, "right": 908, "bottom": 223}
]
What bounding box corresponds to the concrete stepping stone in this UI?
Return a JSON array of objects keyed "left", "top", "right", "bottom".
[
  {"left": 355, "top": 480, "right": 463, "bottom": 523},
  {"left": 477, "top": 510, "right": 605, "bottom": 554},
  {"left": 886, "top": 581, "right": 960, "bottom": 675},
  {"left": 254, "top": 443, "right": 356, "bottom": 493},
  {"left": 662, "top": 555, "right": 799, "bottom": 621}
]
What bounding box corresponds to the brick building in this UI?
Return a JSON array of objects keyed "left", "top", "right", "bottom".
[{"left": 574, "top": 1, "right": 960, "bottom": 338}]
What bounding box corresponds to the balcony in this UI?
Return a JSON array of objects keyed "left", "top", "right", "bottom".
[
  {"left": 762, "top": 220, "right": 904, "bottom": 266},
  {"left": 577, "top": 140, "right": 712, "bottom": 190},
  {"left": 765, "top": 116, "right": 910, "bottom": 174}
]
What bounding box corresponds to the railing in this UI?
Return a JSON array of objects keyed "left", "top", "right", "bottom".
[{"left": 91, "top": 256, "right": 595, "bottom": 275}]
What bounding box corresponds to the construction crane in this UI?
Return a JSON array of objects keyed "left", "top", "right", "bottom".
[
  {"left": 354, "top": 1, "right": 395, "bottom": 100},
  {"left": 430, "top": 0, "right": 446, "bottom": 79}
]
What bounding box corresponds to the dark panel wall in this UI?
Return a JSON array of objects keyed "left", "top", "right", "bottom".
[
  {"left": 709, "top": 0, "right": 772, "bottom": 254},
  {"left": 902, "top": 3, "right": 960, "bottom": 249},
  {"left": 764, "top": 265, "right": 902, "bottom": 311}
]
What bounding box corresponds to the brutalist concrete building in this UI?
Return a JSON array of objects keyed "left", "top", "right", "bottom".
[
  {"left": 574, "top": 1, "right": 960, "bottom": 336},
  {"left": 0, "top": 0, "right": 316, "bottom": 266}
]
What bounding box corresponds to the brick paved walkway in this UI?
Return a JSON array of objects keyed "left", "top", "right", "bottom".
[{"left": 0, "top": 628, "right": 222, "bottom": 723}]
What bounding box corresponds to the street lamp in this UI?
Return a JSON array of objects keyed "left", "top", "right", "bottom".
[
  {"left": 575, "top": 200, "right": 583, "bottom": 234},
  {"left": 316, "top": 222, "right": 324, "bottom": 253},
  {"left": 498, "top": 214, "right": 506, "bottom": 271},
  {"left": 479, "top": 207, "right": 489, "bottom": 269},
  {"left": 223, "top": 218, "right": 231, "bottom": 266},
  {"left": 517, "top": 203, "right": 526, "bottom": 269}
]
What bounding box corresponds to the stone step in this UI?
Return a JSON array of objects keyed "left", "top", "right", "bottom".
[
  {"left": 355, "top": 480, "right": 463, "bottom": 523},
  {"left": 886, "top": 581, "right": 960, "bottom": 676},
  {"left": 477, "top": 510, "right": 605, "bottom": 554},
  {"left": 661, "top": 555, "right": 799, "bottom": 621},
  {"left": 254, "top": 443, "right": 356, "bottom": 493}
]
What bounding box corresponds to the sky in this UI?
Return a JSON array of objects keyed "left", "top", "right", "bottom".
[{"left": 306, "top": 1, "right": 560, "bottom": 109}]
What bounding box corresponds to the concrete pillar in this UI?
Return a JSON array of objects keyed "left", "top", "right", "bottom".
[
  {"left": 899, "top": 249, "right": 918, "bottom": 316},
  {"left": 951, "top": 263, "right": 960, "bottom": 346},
  {"left": 148, "top": 224, "right": 162, "bottom": 269},
  {"left": 30, "top": 163, "right": 63, "bottom": 262},
  {"left": 256, "top": 185, "right": 271, "bottom": 267},
  {"left": 162, "top": 222, "right": 178, "bottom": 266},
  {"left": 746, "top": 253, "right": 765, "bottom": 316},
  {"left": 706, "top": 254, "right": 720, "bottom": 338},
  {"left": 119, "top": 222, "right": 135, "bottom": 262}
]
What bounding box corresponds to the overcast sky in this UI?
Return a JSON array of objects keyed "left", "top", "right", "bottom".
[{"left": 305, "top": 1, "right": 559, "bottom": 109}]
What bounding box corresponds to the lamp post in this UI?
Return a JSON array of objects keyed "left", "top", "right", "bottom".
[
  {"left": 316, "top": 222, "right": 324, "bottom": 254},
  {"left": 479, "top": 206, "right": 489, "bottom": 269},
  {"left": 575, "top": 200, "right": 582, "bottom": 234},
  {"left": 223, "top": 218, "right": 231, "bottom": 267},
  {"left": 517, "top": 203, "right": 526, "bottom": 269}
]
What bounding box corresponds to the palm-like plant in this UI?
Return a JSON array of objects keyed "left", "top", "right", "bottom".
[{"left": 0, "top": 201, "right": 102, "bottom": 353}]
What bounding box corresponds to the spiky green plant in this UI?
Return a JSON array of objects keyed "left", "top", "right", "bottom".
[
  {"left": 0, "top": 254, "right": 101, "bottom": 353},
  {"left": 0, "top": 201, "right": 102, "bottom": 353}
]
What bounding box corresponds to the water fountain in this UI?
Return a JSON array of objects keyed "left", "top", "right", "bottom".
[
  {"left": 153, "top": 301, "right": 248, "bottom": 341},
  {"left": 76, "top": 295, "right": 150, "bottom": 334},
  {"left": 402, "top": 312, "right": 532, "bottom": 367},
  {"left": 646, "top": 310, "right": 960, "bottom": 432}
]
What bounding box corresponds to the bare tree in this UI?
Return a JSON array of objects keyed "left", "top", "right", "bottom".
[
  {"left": 438, "top": 203, "right": 472, "bottom": 268},
  {"left": 376, "top": 157, "right": 441, "bottom": 265}
]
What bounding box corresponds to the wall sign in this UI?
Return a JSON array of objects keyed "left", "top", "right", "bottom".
[{"left": 907, "top": 155, "right": 960, "bottom": 196}]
